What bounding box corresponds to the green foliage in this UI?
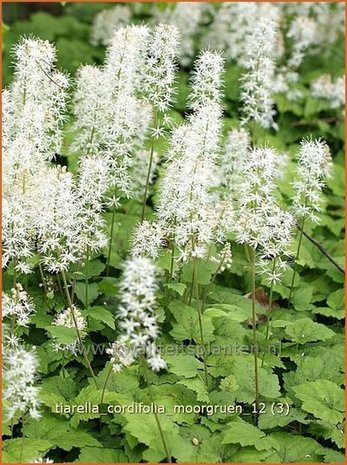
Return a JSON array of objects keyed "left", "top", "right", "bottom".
[{"left": 293, "top": 380, "right": 344, "bottom": 424}]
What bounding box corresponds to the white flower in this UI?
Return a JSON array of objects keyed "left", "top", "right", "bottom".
[
  {"left": 115, "top": 257, "right": 165, "bottom": 372},
  {"left": 3, "top": 38, "right": 68, "bottom": 271},
  {"left": 235, "top": 146, "right": 294, "bottom": 283},
  {"left": 154, "top": 2, "right": 205, "bottom": 66},
  {"left": 217, "top": 128, "right": 250, "bottom": 196},
  {"left": 72, "top": 26, "right": 153, "bottom": 198},
  {"left": 76, "top": 155, "right": 110, "bottom": 254},
  {"left": 106, "top": 341, "right": 135, "bottom": 373},
  {"left": 131, "top": 221, "right": 164, "bottom": 259},
  {"left": 3, "top": 345, "right": 40, "bottom": 421},
  {"left": 239, "top": 18, "right": 278, "bottom": 129},
  {"left": 203, "top": 2, "right": 281, "bottom": 63},
  {"left": 147, "top": 354, "right": 167, "bottom": 372},
  {"left": 2, "top": 284, "right": 35, "bottom": 327},
  {"left": 143, "top": 23, "right": 180, "bottom": 113},
  {"left": 157, "top": 103, "right": 223, "bottom": 260},
  {"left": 104, "top": 25, "right": 150, "bottom": 96},
  {"left": 189, "top": 50, "right": 224, "bottom": 109},
  {"left": 52, "top": 306, "right": 86, "bottom": 355},
  {"left": 311, "top": 74, "right": 345, "bottom": 109},
  {"left": 90, "top": 5, "right": 132, "bottom": 46},
  {"left": 292, "top": 138, "right": 333, "bottom": 223},
  {"left": 36, "top": 165, "right": 81, "bottom": 273},
  {"left": 7, "top": 37, "right": 68, "bottom": 161},
  {"left": 287, "top": 16, "right": 318, "bottom": 68}
]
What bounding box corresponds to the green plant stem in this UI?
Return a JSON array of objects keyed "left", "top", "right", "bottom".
[
  {"left": 106, "top": 185, "right": 118, "bottom": 277},
  {"left": 261, "top": 258, "right": 277, "bottom": 368},
  {"left": 143, "top": 361, "right": 171, "bottom": 463},
  {"left": 249, "top": 246, "right": 260, "bottom": 426},
  {"left": 193, "top": 258, "right": 209, "bottom": 387},
  {"left": 56, "top": 274, "right": 66, "bottom": 303},
  {"left": 100, "top": 364, "right": 113, "bottom": 405},
  {"left": 141, "top": 110, "right": 158, "bottom": 222},
  {"left": 169, "top": 240, "right": 175, "bottom": 283},
  {"left": 166, "top": 240, "right": 176, "bottom": 300},
  {"left": 85, "top": 245, "right": 90, "bottom": 309},
  {"left": 187, "top": 262, "right": 195, "bottom": 306},
  {"left": 288, "top": 214, "right": 306, "bottom": 307},
  {"left": 12, "top": 259, "right": 17, "bottom": 288},
  {"left": 38, "top": 263, "right": 48, "bottom": 296},
  {"left": 61, "top": 270, "right": 99, "bottom": 389}
]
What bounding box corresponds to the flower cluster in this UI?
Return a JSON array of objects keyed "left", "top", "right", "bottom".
[
  {"left": 292, "top": 138, "right": 333, "bottom": 223},
  {"left": 239, "top": 18, "right": 278, "bottom": 129},
  {"left": 217, "top": 127, "right": 250, "bottom": 197},
  {"left": 311, "top": 74, "right": 345, "bottom": 110},
  {"left": 2, "top": 284, "right": 35, "bottom": 327},
  {"left": 109, "top": 257, "right": 166, "bottom": 372},
  {"left": 235, "top": 146, "right": 294, "bottom": 284},
  {"left": 90, "top": 4, "right": 132, "bottom": 46},
  {"left": 3, "top": 345, "right": 41, "bottom": 421},
  {"left": 143, "top": 23, "right": 180, "bottom": 113},
  {"left": 72, "top": 25, "right": 152, "bottom": 199},
  {"left": 131, "top": 221, "right": 164, "bottom": 260},
  {"left": 156, "top": 50, "right": 232, "bottom": 262},
  {"left": 52, "top": 306, "right": 87, "bottom": 355},
  {"left": 154, "top": 2, "right": 206, "bottom": 66},
  {"left": 2, "top": 38, "right": 68, "bottom": 273}
]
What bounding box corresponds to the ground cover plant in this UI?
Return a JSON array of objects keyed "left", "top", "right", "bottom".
[{"left": 2, "top": 2, "right": 345, "bottom": 463}]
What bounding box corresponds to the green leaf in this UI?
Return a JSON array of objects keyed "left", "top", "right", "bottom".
[
  {"left": 166, "top": 354, "right": 203, "bottom": 378},
  {"left": 26, "top": 414, "right": 102, "bottom": 451},
  {"left": 208, "top": 288, "right": 266, "bottom": 317},
  {"left": 169, "top": 301, "right": 215, "bottom": 343},
  {"left": 97, "top": 277, "right": 118, "bottom": 296},
  {"left": 123, "top": 412, "right": 182, "bottom": 462},
  {"left": 293, "top": 380, "right": 344, "bottom": 424},
  {"left": 229, "top": 356, "right": 281, "bottom": 403},
  {"left": 219, "top": 374, "right": 239, "bottom": 393},
  {"left": 285, "top": 318, "right": 335, "bottom": 344},
  {"left": 164, "top": 282, "right": 186, "bottom": 296},
  {"left": 84, "top": 305, "right": 115, "bottom": 329},
  {"left": 222, "top": 419, "right": 279, "bottom": 451},
  {"left": 312, "top": 306, "right": 344, "bottom": 320},
  {"left": 283, "top": 349, "right": 344, "bottom": 389},
  {"left": 39, "top": 376, "right": 77, "bottom": 408},
  {"left": 292, "top": 286, "right": 313, "bottom": 311},
  {"left": 322, "top": 449, "right": 345, "bottom": 463},
  {"left": 309, "top": 421, "right": 345, "bottom": 449},
  {"left": 206, "top": 304, "right": 251, "bottom": 322},
  {"left": 327, "top": 289, "right": 344, "bottom": 311},
  {"left": 269, "top": 432, "right": 325, "bottom": 462},
  {"left": 258, "top": 405, "right": 308, "bottom": 430},
  {"left": 2, "top": 439, "right": 53, "bottom": 463},
  {"left": 72, "top": 259, "right": 105, "bottom": 280},
  {"left": 178, "top": 377, "right": 210, "bottom": 402},
  {"left": 46, "top": 325, "right": 78, "bottom": 345},
  {"left": 75, "top": 282, "right": 100, "bottom": 306},
  {"left": 69, "top": 384, "right": 131, "bottom": 427},
  {"left": 78, "top": 447, "right": 127, "bottom": 463},
  {"left": 181, "top": 259, "right": 219, "bottom": 285}
]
